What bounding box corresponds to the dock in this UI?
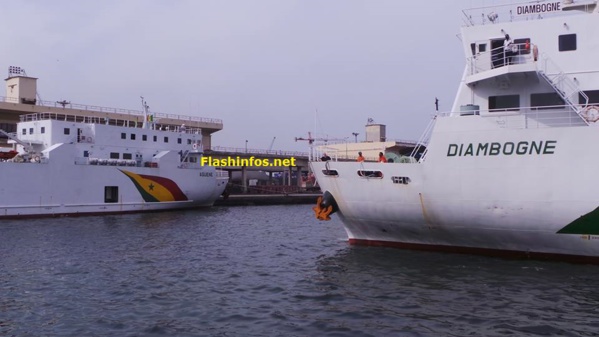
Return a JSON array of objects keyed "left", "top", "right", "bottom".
[{"left": 214, "top": 193, "right": 320, "bottom": 206}]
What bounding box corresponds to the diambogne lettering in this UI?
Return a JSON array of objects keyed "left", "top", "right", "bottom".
[
  {"left": 447, "top": 141, "right": 557, "bottom": 157},
  {"left": 517, "top": 2, "right": 561, "bottom": 15}
]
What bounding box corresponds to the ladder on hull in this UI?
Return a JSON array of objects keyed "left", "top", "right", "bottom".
[{"left": 537, "top": 54, "right": 590, "bottom": 125}]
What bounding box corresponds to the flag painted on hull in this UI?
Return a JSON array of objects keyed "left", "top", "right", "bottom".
[{"left": 120, "top": 170, "right": 188, "bottom": 202}]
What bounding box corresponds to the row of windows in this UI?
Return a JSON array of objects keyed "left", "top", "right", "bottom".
[
  {"left": 22, "top": 127, "right": 194, "bottom": 146},
  {"left": 120, "top": 132, "right": 192, "bottom": 145},
  {"left": 488, "top": 90, "right": 599, "bottom": 111},
  {"left": 470, "top": 33, "right": 577, "bottom": 58},
  {"left": 101, "top": 152, "right": 198, "bottom": 162},
  {"left": 22, "top": 126, "right": 46, "bottom": 135}
]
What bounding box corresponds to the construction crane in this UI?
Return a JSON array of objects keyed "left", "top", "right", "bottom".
[
  {"left": 295, "top": 132, "right": 346, "bottom": 145},
  {"left": 268, "top": 137, "right": 276, "bottom": 151}
]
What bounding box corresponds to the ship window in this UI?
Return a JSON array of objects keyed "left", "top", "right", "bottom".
[
  {"left": 22, "top": 128, "right": 26, "bottom": 135},
  {"left": 110, "top": 152, "right": 120, "bottom": 159},
  {"left": 164, "top": 137, "right": 169, "bottom": 143},
  {"left": 177, "top": 138, "right": 182, "bottom": 144},
  {"left": 130, "top": 134, "right": 136, "bottom": 140},
  {"left": 142, "top": 135, "right": 147, "bottom": 141},
  {"left": 391, "top": 176, "right": 411, "bottom": 184},
  {"left": 29, "top": 128, "right": 33, "bottom": 134},
  {"left": 123, "top": 153, "right": 132, "bottom": 160},
  {"left": 531, "top": 93, "right": 565, "bottom": 110},
  {"left": 489, "top": 95, "right": 520, "bottom": 112},
  {"left": 104, "top": 186, "right": 119, "bottom": 203},
  {"left": 559, "top": 34, "right": 576, "bottom": 51},
  {"left": 153, "top": 135, "right": 157, "bottom": 142},
  {"left": 580, "top": 90, "right": 599, "bottom": 104},
  {"left": 121, "top": 133, "right": 126, "bottom": 139},
  {"left": 64, "top": 128, "right": 70, "bottom": 135},
  {"left": 357, "top": 170, "right": 383, "bottom": 178},
  {"left": 479, "top": 43, "right": 486, "bottom": 52},
  {"left": 322, "top": 169, "right": 338, "bottom": 176},
  {"left": 187, "top": 139, "right": 192, "bottom": 145},
  {"left": 83, "top": 150, "right": 89, "bottom": 158},
  {"left": 41, "top": 127, "right": 45, "bottom": 134},
  {"left": 470, "top": 43, "right": 476, "bottom": 56}
]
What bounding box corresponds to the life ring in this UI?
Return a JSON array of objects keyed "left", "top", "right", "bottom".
[
  {"left": 581, "top": 106, "right": 599, "bottom": 123},
  {"left": 87, "top": 136, "right": 93, "bottom": 143},
  {"left": 192, "top": 143, "right": 198, "bottom": 150}
]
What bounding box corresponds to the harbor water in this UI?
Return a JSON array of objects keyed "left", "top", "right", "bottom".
[{"left": 1, "top": 205, "right": 598, "bottom": 337}]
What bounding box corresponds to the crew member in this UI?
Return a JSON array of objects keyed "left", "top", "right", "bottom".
[
  {"left": 357, "top": 152, "right": 365, "bottom": 162},
  {"left": 378, "top": 152, "right": 387, "bottom": 163}
]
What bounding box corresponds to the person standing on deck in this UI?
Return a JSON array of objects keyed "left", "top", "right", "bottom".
[{"left": 357, "top": 152, "right": 365, "bottom": 162}]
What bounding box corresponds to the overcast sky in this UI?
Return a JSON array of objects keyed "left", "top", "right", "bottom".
[{"left": 2, "top": 0, "right": 504, "bottom": 151}]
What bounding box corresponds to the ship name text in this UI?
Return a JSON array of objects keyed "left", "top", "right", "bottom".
[
  {"left": 516, "top": 2, "right": 561, "bottom": 15},
  {"left": 447, "top": 140, "right": 557, "bottom": 157}
]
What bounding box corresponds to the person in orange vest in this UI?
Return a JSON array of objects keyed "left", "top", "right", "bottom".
[
  {"left": 357, "top": 152, "right": 365, "bottom": 162},
  {"left": 378, "top": 152, "right": 387, "bottom": 163}
]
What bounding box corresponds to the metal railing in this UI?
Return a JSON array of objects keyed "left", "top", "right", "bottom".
[
  {"left": 0, "top": 95, "right": 223, "bottom": 125},
  {"left": 462, "top": 1, "right": 595, "bottom": 27},
  {"left": 447, "top": 104, "right": 592, "bottom": 128},
  {"left": 538, "top": 54, "right": 589, "bottom": 108},
  {"left": 468, "top": 44, "right": 535, "bottom": 75},
  {"left": 208, "top": 145, "right": 309, "bottom": 158},
  {"left": 18, "top": 112, "right": 205, "bottom": 134}
]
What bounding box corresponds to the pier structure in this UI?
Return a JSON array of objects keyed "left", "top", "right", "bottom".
[
  {"left": 205, "top": 146, "right": 309, "bottom": 194},
  {"left": 1, "top": 68, "right": 222, "bottom": 148}
]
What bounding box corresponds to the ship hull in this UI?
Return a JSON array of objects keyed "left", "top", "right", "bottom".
[
  {"left": 311, "top": 120, "right": 599, "bottom": 261},
  {"left": 0, "top": 159, "right": 227, "bottom": 218}
]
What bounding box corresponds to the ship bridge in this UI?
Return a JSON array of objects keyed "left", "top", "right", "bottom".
[{"left": 457, "top": 0, "right": 599, "bottom": 126}]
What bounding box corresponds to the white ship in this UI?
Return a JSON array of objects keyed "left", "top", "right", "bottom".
[
  {"left": 311, "top": 1, "right": 599, "bottom": 262},
  {"left": 0, "top": 95, "right": 227, "bottom": 218}
]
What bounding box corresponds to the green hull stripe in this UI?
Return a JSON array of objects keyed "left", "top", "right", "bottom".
[
  {"left": 123, "top": 174, "right": 160, "bottom": 202},
  {"left": 558, "top": 207, "right": 599, "bottom": 235}
]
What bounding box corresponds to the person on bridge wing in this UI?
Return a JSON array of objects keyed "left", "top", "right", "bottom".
[
  {"left": 378, "top": 152, "right": 387, "bottom": 163},
  {"left": 504, "top": 34, "right": 517, "bottom": 65}
]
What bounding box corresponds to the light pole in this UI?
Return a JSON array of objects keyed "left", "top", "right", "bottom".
[
  {"left": 245, "top": 140, "right": 248, "bottom": 153},
  {"left": 352, "top": 132, "right": 359, "bottom": 143}
]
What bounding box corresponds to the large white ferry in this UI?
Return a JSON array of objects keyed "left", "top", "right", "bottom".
[
  {"left": 311, "top": 1, "right": 599, "bottom": 262},
  {"left": 0, "top": 97, "right": 228, "bottom": 218}
]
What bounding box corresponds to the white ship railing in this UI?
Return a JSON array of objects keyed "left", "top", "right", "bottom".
[
  {"left": 462, "top": 1, "right": 596, "bottom": 27},
  {"left": 19, "top": 112, "right": 204, "bottom": 134},
  {"left": 0, "top": 95, "right": 223, "bottom": 125},
  {"left": 449, "top": 104, "right": 594, "bottom": 128},
  {"left": 208, "top": 145, "right": 308, "bottom": 157},
  {"left": 467, "top": 44, "right": 535, "bottom": 75}
]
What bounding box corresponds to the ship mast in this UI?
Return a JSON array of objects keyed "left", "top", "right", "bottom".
[{"left": 140, "top": 96, "right": 153, "bottom": 130}]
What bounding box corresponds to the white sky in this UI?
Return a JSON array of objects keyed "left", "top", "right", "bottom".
[{"left": 1, "top": 0, "right": 505, "bottom": 151}]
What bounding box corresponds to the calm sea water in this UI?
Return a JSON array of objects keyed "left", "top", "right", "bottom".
[{"left": 1, "top": 205, "right": 599, "bottom": 337}]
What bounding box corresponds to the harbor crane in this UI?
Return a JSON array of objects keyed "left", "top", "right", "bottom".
[{"left": 295, "top": 132, "right": 346, "bottom": 144}]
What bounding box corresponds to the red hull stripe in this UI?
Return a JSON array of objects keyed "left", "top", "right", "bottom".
[
  {"left": 138, "top": 173, "right": 188, "bottom": 201},
  {"left": 348, "top": 238, "right": 599, "bottom": 264}
]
